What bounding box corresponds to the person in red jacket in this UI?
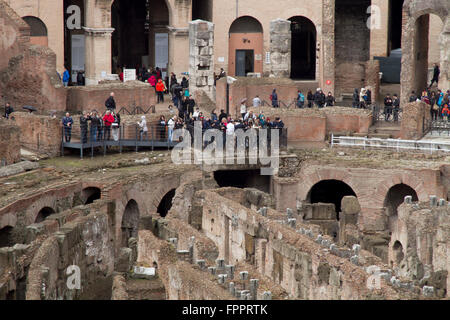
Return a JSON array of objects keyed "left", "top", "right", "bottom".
[
  {"left": 102, "top": 110, "right": 115, "bottom": 140},
  {"left": 156, "top": 79, "right": 166, "bottom": 103}
]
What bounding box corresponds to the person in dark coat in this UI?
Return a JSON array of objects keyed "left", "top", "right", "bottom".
[
  {"left": 352, "top": 89, "right": 359, "bottom": 108},
  {"left": 314, "top": 89, "right": 325, "bottom": 108},
  {"left": 4, "top": 103, "right": 13, "bottom": 119},
  {"left": 170, "top": 72, "right": 177, "bottom": 89},
  {"left": 89, "top": 112, "right": 100, "bottom": 142},
  {"left": 187, "top": 95, "right": 196, "bottom": 118},
  {"left": 409, "top": 91, "right": 417, "bottom": 102},
  {"left": 80, "top": 111, "right": 90, "bottom": 144},
  {"left": 429, "top": 64, "right": 440, "bottom": 88},
  {"left": 181, "top": 77, "right": 189, "bottom": 89},
  {"left": 271, "top": 89, "right": 279, "bottom": 108},
  {"left": 392, "top": 94, "right": 400, "bottom": 122},
  {"left": 307, "top": 90, "right": 313, "bottom": 108},
  {"left": 219, "top": 109, "right": 228, "bottom": 123},
  {"left": 105, "top": 92, "right": 116, "bottom": 111},
  {"left": 325, "top": 92, "right": 335, "bottom": 107},
  {"left": 62, "top": 113, "right": 74, "bottom": 143},
  {"left": 384, "top": 94, "right": 393, "bottom": 121}
]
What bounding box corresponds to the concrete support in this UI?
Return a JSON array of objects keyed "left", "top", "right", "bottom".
[
  {"left": 84, "top": 0, "right": 114, "bottom": 85},
  {"left": 269, "top": 19, "right": 291, "bottom": 78}
]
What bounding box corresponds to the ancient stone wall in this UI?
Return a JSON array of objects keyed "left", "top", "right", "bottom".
[
  {"left": 137, "top": 230, "right": 233, "bottom": 300},
  {"left": 244, "top": 107, "right": 372, "bottom": 142},
  {"left": 66, "top": 82, "right": 157, "bottom": 113},
  {"left": 390, "top": 199, "right": 449, "bottom": 298},
  {"left": 0, "top": 119, "right": 21, "bottom": 165},
  {"left": 0, "top": 1, "right": 66, "bottom": 113},
  {"left": 11, "top": 112, "right": 62, "bottom": 157},
  {"left": 196, "top": 189, "right": 415, "bottom": 299},
  {"left": 26, "top": 202, "right": 115, "bottom": 300},
  {"left": 400, "top": 101, "right": 432, "bottom": 140}
]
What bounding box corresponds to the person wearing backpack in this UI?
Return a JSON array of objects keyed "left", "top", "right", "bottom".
[{"left": 297, "top": 90, "right": 305, "bottom": 108}]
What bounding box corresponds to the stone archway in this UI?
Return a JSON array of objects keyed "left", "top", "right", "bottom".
[
  {"left": 288, "top": 16, "right": 316, "bottom": 80},
  {"left": 22, "top": 16, "right": 48, "bottom": 47},
  {"left": 121, "top": 199, "right": 140, "bottom": 247},
  {"left": 81, "top": 187, "right": 101, "bottom": 205},
  {"left": 0, "top": 226, "right": 14, "bottom": 248},
  {"left": 307, "top": 179, "right": 357, "bottom": 219},
  {"left": 400, "top": 0, "right": 449, "bottom": 104},
  {"left": 384, "top": 183, "right": 418, "bottom": 233},
  {"left": 157, "top": 189, "right": 176, "bottom": 217},
  {"left": 228, "top": 16, "right": 264, "bottom": 77},
  {"left": 35, "top": 207, "right": 56, "bottom": 223}
]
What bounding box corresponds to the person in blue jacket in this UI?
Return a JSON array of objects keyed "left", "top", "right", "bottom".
[{"left": 62, "top": 67, "right": 70, "bottom": 87}]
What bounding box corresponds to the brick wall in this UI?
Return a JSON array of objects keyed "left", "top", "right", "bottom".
[
  {"left": 0, "top": 119, "right": 21, "bottom": 165},
  {"left": 66, "top": 82, "right": 157, "bottom": 113},
  {"left": 0, "top": 1, "right": 66, "bottom": 112},
  {"left": 400, "top": 101, "right": 432, "bottom": 140},
  {"left": 11, "top": 112, "right": 62, "bottom": 156},
  {"left": 334, "top": 0, "right": 371, "bottom": 96}
]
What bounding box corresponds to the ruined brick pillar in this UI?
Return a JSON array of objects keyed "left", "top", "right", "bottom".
[
  {"left": 269, "top": 19, "right": 291, "bottom": 78},
  {"left": 83, "top": 0, "right": 114, "bottom": 85},
  {"left": 322, "top": 0, "right": 336, "bottom": 95},
  {"left": 189, "top": 20, "right": 215, "bottom": 103}
]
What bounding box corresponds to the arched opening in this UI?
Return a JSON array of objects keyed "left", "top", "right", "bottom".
[
  {"left": 0, "top": 226, "right": 14, "bottom": 247},
  {"left": 214, "top": 169, "right": 271, "bottom": 193},
  {"left": 228, "top": 16, "right": 264, "bottom": 77},
  {"left": 35, "top": 207, "right": 56, "bottom": 223},
  {"left": 384, "top": 183, "right": 418, "bottom": 233},
  {"left": 81, "top": 187, "right": 101, "bottom": 205},
  {"left": 112, "top": 0, "right": 170, "bottom": 78},
  {"left": 307, "top": 180, "right": 357, "bottom": 219},
  {"left": 22, "top": 16, "right": 48, "bottom": 47},
  {"left": 192, "top": 0, "right": 212, "bottom": 21},
  {"left": 121, "top": 200, "right": 140, "bottom": 247},
  {"left": 409, "top": 13, "right": 445, "bottom": 93},
  {"left": 289, "top": 16, "right": 316, "bottom": 80},
  {"left": 334, "top": 0, "right": 370, "bottom": 97},
  {"left": 392, "top": 240, "right": 404, "bottom": 266},
  {"left": 388, "top": 0, "right": 404, "bottom": 54},
  {"left": 157, "top": 189, "right": 176, "bottom": 217}
]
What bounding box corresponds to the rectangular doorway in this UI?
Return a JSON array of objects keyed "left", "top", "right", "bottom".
[
  {"left": 155, "top": 33, "right": 169, "bottom": 79},
  {"left": 71, "top": 34, "right": 85, "bottom": 83},
  {"left": 235, "top": 50, "right": 254, "bottom": 76}
]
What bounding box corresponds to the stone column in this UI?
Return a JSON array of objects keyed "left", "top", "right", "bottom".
[
  {"left": 83, "top": 0, "right": 114, "bottom": 85},
  {"left": 189, "top": 20, "right": 215, "bottom": 102},
  {"left": 168, "top": 26, "right": 190, "bottom": 75},
  {"left": 269, "top": 19, "right": 291, "bottom": 78},
  {"left": 322, "top": 0, "right": 335, "bottom": 95},
  {"left": 439, "top": 18, "right": 450, "bottom": 92}
]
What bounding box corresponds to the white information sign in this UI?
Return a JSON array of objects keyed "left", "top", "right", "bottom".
[{"left": 124, "top": 69, "right": 136, "bottom": 82}]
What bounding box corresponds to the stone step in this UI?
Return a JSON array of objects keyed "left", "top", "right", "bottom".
[{"left": 368, "top": 133, "right": 392, "bottom": 139}]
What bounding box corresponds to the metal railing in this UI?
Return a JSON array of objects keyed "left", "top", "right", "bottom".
[
  {"left": 371, "top": 104, "right": 403, "bottom": 125},
  {"left": 331, "top": 134, "right": 450, "bottom": 154},
  {"left": 117, "top": 105, "right": 156, "bottom": 115}
]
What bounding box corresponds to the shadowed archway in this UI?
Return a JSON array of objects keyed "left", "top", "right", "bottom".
[
  {"left": 35, "top": 207, "right": 56, "bottom": 223},
  {"left": 307, "top": 180, "right": 357, "bottom": 219},
  {"left": 121, "top": 199, "right": 140, "bottom": 247}
]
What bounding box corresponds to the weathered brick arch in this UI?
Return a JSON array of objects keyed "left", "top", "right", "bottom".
[
  {"left": 298, "top": 169, "right": 358, "bottom": 202},
  {"left": 371, "top": 172, "right": 428, "bottom": 210},
  {"left": 25, "top": 196, "right": 58, "bottom": 225},
  {"left": 400, "top": 0, "right": 449, "bottom": 105},
  {"left": 403, "top": 0, "right": 448, "bottom": 21}
]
